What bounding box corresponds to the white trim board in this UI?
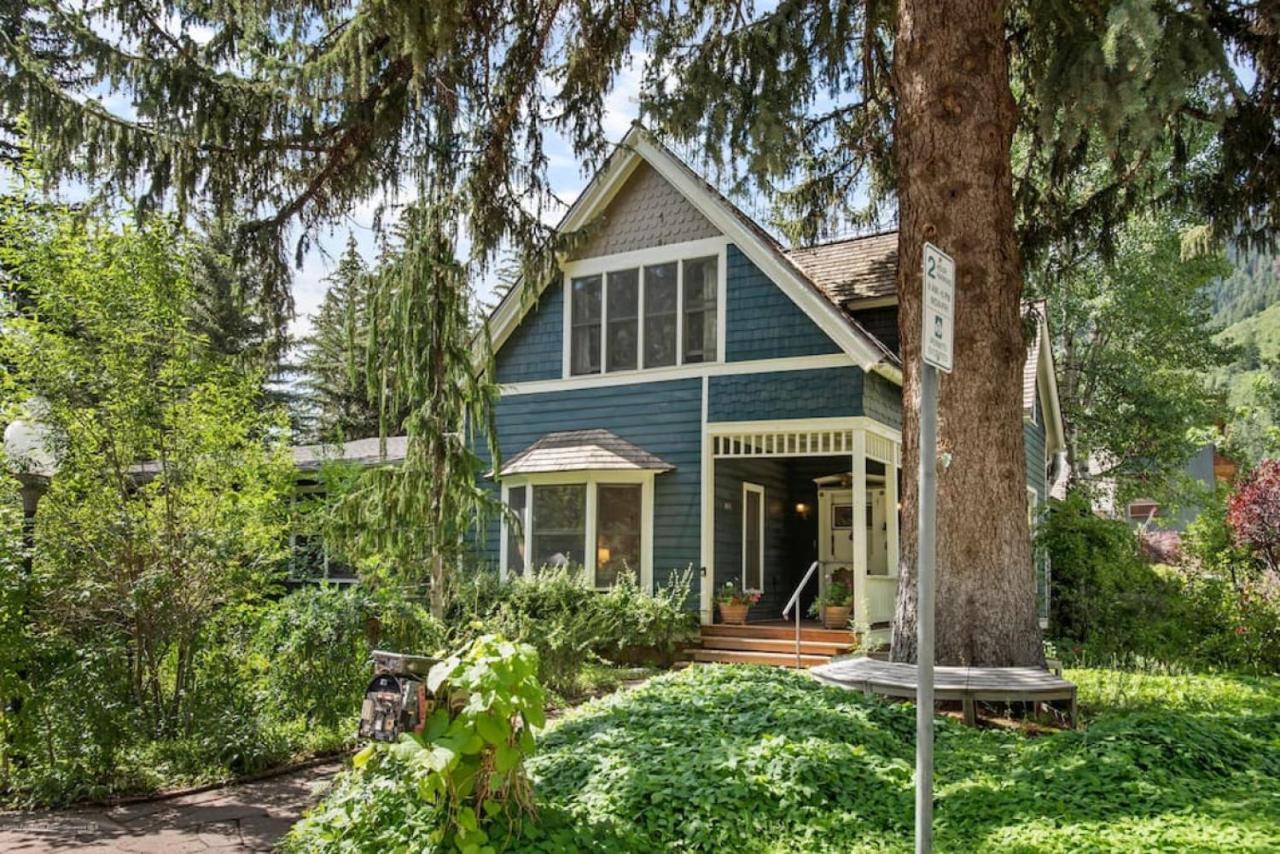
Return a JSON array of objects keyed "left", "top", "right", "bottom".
[{"left": 501, "top": 353, "right": 854, "bottom": 396}]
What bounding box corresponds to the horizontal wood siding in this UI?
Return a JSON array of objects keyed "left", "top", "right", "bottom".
[
  {"left": 494, "top": 280, "right": 563, "bottom": 383},
  {"left": 473, "top": 378, "right": 704, "bottom": 605},
  {"left": 708, "top": 367, "right": 864, "bottom": 422},
  {"left": 862, "top": 371, "right": 903, "bottom": 431},
  {"left": 725, "top": 244, "right": 842, "bottom": 361}
]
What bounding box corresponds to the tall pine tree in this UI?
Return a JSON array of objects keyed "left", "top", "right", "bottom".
[
  {"left": 3, "top": 0, "right": 1275, "bottom": 663},
  {"left": 301, "top": 236, "right": 389, "bottom": 442}
]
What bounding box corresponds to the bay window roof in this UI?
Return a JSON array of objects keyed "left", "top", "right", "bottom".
[{"left": 498, "top": 429, "right": 674, "bottom": 477}]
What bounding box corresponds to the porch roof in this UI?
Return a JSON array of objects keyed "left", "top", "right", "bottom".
[{"left": 499, "top": 429, "right": 675, "bottom": 477}]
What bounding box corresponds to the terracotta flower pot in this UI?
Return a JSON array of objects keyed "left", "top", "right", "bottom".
[
  {"left": 719, "top": 602, "right": 750, "bottom": 625},
  {"left": 822, "top": 605, "right": 852, "bottom": 630}
]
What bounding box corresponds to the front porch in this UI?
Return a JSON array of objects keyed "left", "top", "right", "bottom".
[{"left": 699, "top": 418, "right": 902, "bottom": 643}]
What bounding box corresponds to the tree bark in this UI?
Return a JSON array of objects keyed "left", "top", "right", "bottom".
[{"left": 890, "top": 0, "right": 1044, "bottom": 666}]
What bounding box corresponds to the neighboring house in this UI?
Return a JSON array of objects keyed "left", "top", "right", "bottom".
[
  {"left": 1118, "top": 441, "right": 1237, "bottom": 532},
  {"left": 474, "top": 125, "right": 1066, "bottom": 633}
]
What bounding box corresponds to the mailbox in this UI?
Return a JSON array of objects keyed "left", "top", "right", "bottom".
[{"left": 358, "top": 650, "right": 436, "bottom": 742}]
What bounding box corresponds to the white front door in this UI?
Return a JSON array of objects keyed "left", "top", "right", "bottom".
[{"left": 818, "top": 486, "right": 888, "bottom": 578}]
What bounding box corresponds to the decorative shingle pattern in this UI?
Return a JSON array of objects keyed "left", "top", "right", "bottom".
[
  {"left": 499, "top": 428, "right": 675, "bottom": 476},
  {"left": 785, "top": 231, "right": 899, "bottom": 304},
  {"left": 570, "top": 161, "right": 720, "bottom": 260}
]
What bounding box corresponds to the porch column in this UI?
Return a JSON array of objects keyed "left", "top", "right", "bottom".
[
  {"left": 886, "top": 445, "right": 900, "bottom": 575},
  {"left": 851, "top": 430, "right": 868, "bottom": 627}
]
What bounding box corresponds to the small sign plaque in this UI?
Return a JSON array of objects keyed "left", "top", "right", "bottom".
[{"left": 921, "top": 243, "right": 955, "bottom": 373}]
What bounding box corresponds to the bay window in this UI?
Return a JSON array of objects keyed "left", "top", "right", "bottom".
[
  {"left": 500, "top": 474, "right": 653, "bottom": 590},
  {"left": 564, "top": 243, "right": 722, "bottom": 377}
]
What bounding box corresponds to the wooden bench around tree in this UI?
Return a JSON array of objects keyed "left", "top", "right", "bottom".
[{"left": 811, "top": 656, "right": 1078, "bottom": 727}]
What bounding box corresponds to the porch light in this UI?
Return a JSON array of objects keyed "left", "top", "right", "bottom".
[{"left": 794, "top": 502, "right": 810, "bottom": 519}]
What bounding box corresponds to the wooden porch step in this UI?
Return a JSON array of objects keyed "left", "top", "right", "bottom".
[
  {"left": 688, "top": 648, "right": 831, "bottom": 668},
  {"left": 696, "top": 635, "right": 853, "bottom": 656},
  {"left": 701, "top": 623, "right": 856, "bottom": 645}
]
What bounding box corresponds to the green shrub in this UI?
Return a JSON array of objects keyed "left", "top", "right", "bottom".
[
  {"left": 287, "top": 634, "right": 545, "bottom": 853},
  {"left": 1041, "top": 491, "right": 1191, "bottom": 663},
  {"left": 293, "top": 665, "right": 1280, "bottom": 852},
  {"left": 445, "top": 566, "right": 694, "bottom": 698}
]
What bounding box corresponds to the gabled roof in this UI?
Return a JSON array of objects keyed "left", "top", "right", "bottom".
[
  {"left": 786, "top": 232, "right": 899, "bottom": 304},
  {"left": 485, "top": 124, "right": 901, "bottom": 382},
  {"left": 499, "top": 429, "right": 674, "bottom": 477}
]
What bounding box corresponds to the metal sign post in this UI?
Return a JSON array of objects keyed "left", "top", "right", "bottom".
[{"left": 917, "top": 242, "right": 954, "bottom": 854}]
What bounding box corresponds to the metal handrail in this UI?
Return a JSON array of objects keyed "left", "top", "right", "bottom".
[{"left": 782, "top": 560, "right": 821, "bottom": 669}]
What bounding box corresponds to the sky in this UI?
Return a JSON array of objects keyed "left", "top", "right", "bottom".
[{"left": 285, "top": 59, "right": 649, "bottom": 343}]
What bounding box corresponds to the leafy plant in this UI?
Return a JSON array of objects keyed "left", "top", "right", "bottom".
[
  {"left": 292, "top": 634, "right": 545, "bottom": 853},
  {"left": 809, "top": 579, "right": 855, "bottom": 615},
  {"left": 715, "top": 581, "right": 760, "bottom": 607},
  {"left": 294, "top": 665, "right": 1280, "bottom": 852},
  {"left": 1228, "top": 459, "right": 1280, "bottom": 574}
]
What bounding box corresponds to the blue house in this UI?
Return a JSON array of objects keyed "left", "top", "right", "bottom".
[{"left": 476, "top": 126, "right": 1065, "bottom": 641}]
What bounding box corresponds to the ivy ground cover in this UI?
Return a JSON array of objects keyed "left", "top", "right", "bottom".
[{"left": 290, "top": 665, "right": 1280, "bottom": 852}]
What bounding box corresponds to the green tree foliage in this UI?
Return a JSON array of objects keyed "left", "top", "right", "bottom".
[
  {"left": 1205, "top": 245, "right": 1280, "bottom": 328},
  {"left": 1032, "top": 214, "right": 1231, "bottom": 501},
  {"left": 289, "top": 665, "right": 1280, "bottom": 851},
  {"left": 0, "top": 205, "right": 294, "bottom": 739},
  {"left": 4, "top": 2, "right": 1272, "bottom": 292},
  {"left": 326, "top": 203, "right": 500, "bottom": 618},
  {"left": 300, "top": 236, "right": 392, "bottom": 442}
]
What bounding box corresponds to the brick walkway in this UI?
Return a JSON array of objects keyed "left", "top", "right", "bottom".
[{"left": 0, "top": 761, "right": 343, "bottom": 853}]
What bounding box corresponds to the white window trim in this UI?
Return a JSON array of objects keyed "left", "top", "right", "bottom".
[
  {"left": 562, "top": 237, "right": 729, "bottom": 379},
  {"left": 742, "top": 481, "right": 765, "bottom": 593},
  {"left": 500, "top": 470, "right": 655, "bottom": 592}
]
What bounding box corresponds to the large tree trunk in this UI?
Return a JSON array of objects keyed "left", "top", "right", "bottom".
[{"left": 890, "top": 0, "right": 1044, "bottom": 666}]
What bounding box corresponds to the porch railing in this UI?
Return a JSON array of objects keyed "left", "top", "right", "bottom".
[{"left": 782, "top": 560, "right": 821, "bottom": 668}]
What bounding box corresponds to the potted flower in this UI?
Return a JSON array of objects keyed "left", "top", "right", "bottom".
[
  {"left": 716, "top": 582, "right": 760, "bottom": 625},
  {"left": 809, "top": 579, "right": 855, "bottom": 630}
]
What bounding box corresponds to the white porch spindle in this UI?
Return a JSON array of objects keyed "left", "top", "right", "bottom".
[{"left": 851, "top": 430, "right": 868, "bottom": 627}]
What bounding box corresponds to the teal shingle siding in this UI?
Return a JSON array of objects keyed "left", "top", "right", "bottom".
[
  {"left": 1024, "top": 418, "right": 1046, "bottom": 500},
  {"left": 494, "top": 280, "right": 563, "bottom": 383},
  {"left": 725, "top": 245, "right": 841, "bottom": 361},
  {"left": 863, "top": 371, "right": 902, "bottom": 431},
  {"left": 1024, "top": 416, "right": 1049, "bottom": 622},
  {"left": 473, "top": 378, "right": 705, "bottom": 608},
  {"left": 708, "top": 367, "right": 863, "bottom": 422}
]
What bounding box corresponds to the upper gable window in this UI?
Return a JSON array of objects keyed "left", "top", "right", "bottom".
[{"left": 568, "top": 252, "right": 720, "bottom": 376}]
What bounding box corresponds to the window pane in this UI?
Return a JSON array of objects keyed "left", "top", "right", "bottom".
[
  {"left": 505, "top": 485, "right": 527, "bottom": 576},
  {"left": 532, "top": 484, "right": 586, "bottom": 569},
  {"left": 682, "top": 256, "right": 718, "bottom": 363},
  {"left": 596, "top": 484, "right": 641, "bottom": 589},
  {"left": 644, "top": 262, "right": 678, "bottom": 368},
  {"left": 606, "top": 269, "right": 639, "bottom": 372},
  {"left": 744, "top": 488, "right": 762, "bottom": 590},
  {"left": 571, "top": 275, "right": 602, "bottom": 375}
]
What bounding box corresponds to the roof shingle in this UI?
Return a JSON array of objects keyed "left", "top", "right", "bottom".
[
  {"left": 785, "top": 231, "right": 899, "bottom": 304},
  {"left": 499, "top": 429, "right": 674, "bottom": 477}
]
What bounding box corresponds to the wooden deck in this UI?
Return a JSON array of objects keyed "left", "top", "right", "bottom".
[{"left": 811, "top": 656, "right": 1078, "bottom": 727}]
